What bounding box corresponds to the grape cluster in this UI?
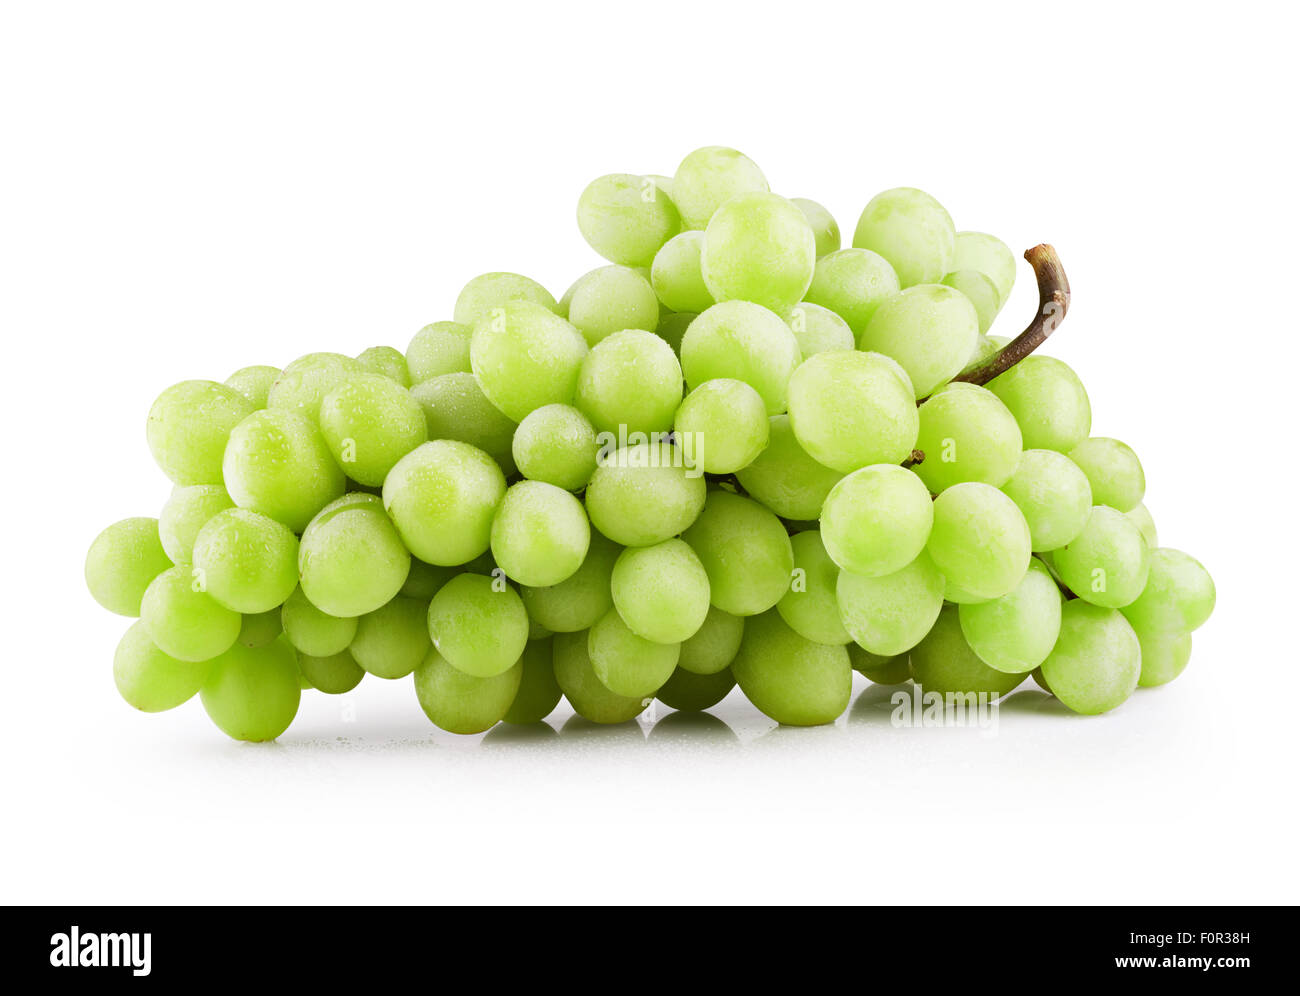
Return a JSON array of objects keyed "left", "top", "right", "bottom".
[{"left": 85, "top": 145, "right": 1215, "bottom": 741}]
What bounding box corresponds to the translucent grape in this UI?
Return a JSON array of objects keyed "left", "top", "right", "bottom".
[
  {"left": 85, "top": 517, "right": 173, "bottom": 617},
  {"left": 951, "top": 231, "right": 1017, "bottom": 305},
  {"left": 415, "top": 648, "right": 522, "bottom": 735},
  {"left": 778, "top": 530, "right": 849, "bottom": 645},
  {"left": 222, "top": 408, "right": 346, "bottom": 532},
  {"left": 671, "top": 145, "right": 769, "bottom": 230},
  {"left": 584, "top": 441, "right": 706, "bottom": 546},
  {"left": 674, "top": 378, "right": 769, "bottom": 474},
  {"left": 610, "top": 538, "right": 711, "bottom": 644},
  {"left": 575, "top": 329, "right": 683, "bottom": 436},
  {"left": 820, "top": 464, "right": 933, "bottom": 577},
  {"left": 656, "top": 666, "right": 736, "bottom": 712},
  {"left": 682, "top": 490, "right": 793, "bottom": 616},
  {"left": 192, "top": 508, "right": 299, "bottom": 613},
  {"left": 297, "top": 649, "right": 364, "bottom": 694},
  {"left": 158, "top": 485, "right": 233, "bottom": 564},
  {"left": 490, "top": 480, "right": 591, "bottom": 587},
  {"left": 512, "top": 403, "right": 599, "bottom": 491},
  {"left": 409, "top": 372, "right": 517, "bottom": 473},
  {"left": 453, "top": 271, "right": 557, "bottom": 327},
  {"left": 1053, "top": 505, "right": 1151, "bottom": 608},
  {"left": 790, "top": 197, "right": 840, "bottom": 257},
  {"left": 1135, "top": 627, "right": 1192, "bottom": 688},
  {"left": 298, "top": 493, "right": 411, "bottom": 617},
  {"left": 140, "top": 565, "right": 241, "bottom": 662},
  {"left": 1039, "top": 600, "right": 1141, "bottom": 715},
  {"left": 909, "top": 605, "right": 1026, "bottom": 697},
  {"left": 350, "top": 596, "right": 431, "bottom": 679},
  {"left": 958, "top": 558, "right": 1062, "bottom": 673},
  {"left": 552, "top": 630, "right": 647, "bottom": 724},
  {"left": 266, "top": 353, "right": 363, "bottom": 423},
  {"left": 998, "top": 448, "right": 1093, "bottom": 552},
  {"left": 502, "top": 639, "right": 562, "bottom": 724},
  {"left": 565, "top": 265, "right": 661, "bottom": 347},
  {"left": 680, "top": 300, "right": 801, "bottom": 414},
  {"left": 356, "top": 345, "right": 411, "bottom": 386},
  {"left": 238, "top": 608, "right": 283, "bottom": 648},
  {"left": 837, "top": 550, "right": 946, "bottom": 656},
  {"left": 577, "top": 173, "right": 680, "bottom": 267},
  {"left": 735, "top": 414, "right": 843, "bottom": 520},
  {"left": 852, "top": 187, "right": 955, "bottom": 287},
  {"left": 787, "top": 302, "right": 854, "bottom": 357},
  {"left": 200, "top": 638, "right": 301, "bottom": 741},
  {"left": 1126, "top": 503, "right": 1159, "bottom": 548},
  {"left": 1068, "top": 437, "right": 1146, "bottom": 513},
  {"left": 383, "top": 440, "right": 506, "bottom": 565},
  {"left": 588, "top": 607, "right": 679, "bottom": 698},
  {"left": 941, "top": 269, "right": 1001, "bottom": 334},
  {"left": 987, "top": 355, "right": 1091, "bottom": 452},
  {"left": 848, "top": 646, "right": 910, "bottom": 685},
  {"left": 701, "top": 191, "right": 817, "bottom": 315},
  {"left": 732, "top": 610, "right": 851, "bottom": 726},
  {"left": 113, "top": 620, "right": 210, "bottom": 712},
  {"left": 427, "top": 573, "right": 529, "bottom": 677},
  {"left": 1120, "top": 548, "right": 1216, "bottom": 633},
  {"left": 225, "top": 365, "right": 281, "bottom": 409},
  {"left": 927, "top": 482, "right": 1032, "bottom": 600},
  {"left": 677, "top": 605, "right": 744, "bottom": 675},
  {"left": 406, "top": 321, "right": 472, "bottom": 384},
  {"left": 318, "top": 373, "right": 427, "bottom": 486},
  {"left": 650, "top": 231, "right": 714, "bottom": 314},
  {"left": 281, "top": 585, "right": 357, "bottom": 656},
  {"left": 858, "top": 284, "right": 979, "bottom": 398},
  {"left": 469, "top": 299, "right": 588, "bottom": 421},
  {"left": 914, "top": 382, "right": 1022, "bottom": 492},
  {"left": 519, "top": 531, "right": 620, "bottom": 632},
  {"left": 803, "top": 248, "right": 901, "bottom": 333},
  {"left": 146, "top": 380, "right": 256, "bottom": 485}
]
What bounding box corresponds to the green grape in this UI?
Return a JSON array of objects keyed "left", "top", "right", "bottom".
[
  {"left": 682, "top": 490, "right": 793, "bottom": 616},
  {"left": 577, "top": 173, "right": 680, "bottom": 267},
  {"left": 951, "top": 231, "right": 1017, "bottom": 305},
  {"left": 409, "top": 372, "right": 517, "bottom": 473},
  {"left": 787, "top": 350, "right": 919, "bottom": 472},
  {"left": 453, "top": 271, "right": 557, "bottom": 327},
  {"left": 999, "top": 448, "right": 1093, "bottom": 551},
  {"left": 848, "top": 645, "right": 910, "bottom": 685},
  {"left": 552, "top": 630, "right": 647, "bottom": 724},
  {"left": 700, "top": 191, "right": 817, "bottom": 315},
  {"left": 914, "top": 382, "right": 1022, "bottom": 491},
  {"left": 415, "top": 648, "right": 523, "bottom": 734},
  {"left": 502, "top": 638, "right": 562, "bottom": 724},
  {"left": 350, "top": 595, "right": 432, "bottom": 679},
  {"left": 401, "top": 559, "right": 457, "bottom": 600},
  {"left": 1121, "top": 548, "right": 1216, "bottom": 633},
  {"left": 427, "top": 573, "right": 529, "bottom": 677},
  {"left": 222, "top": 408, "right": 346, "bottom": 532},
  {"left": 1032, "top": 667, "right": 1053, "bottom": 694},
  {"left": 383, "top": 440, "right": 506, "bottom": 565},
  {"left": 146, "top": 380, "right": 256, "bottom": 485},
  {"left": 852, "top": 187, "right": 955, "bottom": 287},
  {"left": 575, "top": 329, "right": 683, "bottom": 436},
  {"left": 787, "top": 302, "right": 854, "bottom": 357},
  {"left": 490, "top": 480, "right": 591, "bottom": 587},
  {"left": 298, "top": 493, "right": 411, "bottom": 617},
  {"left": 961, "top": 334, "right": 1003, "bottom": 375},
  {"left": 469, "top": 299, "right": 588, "bottom": 421},
  {"left": 584, "top": 440, "right": 706, "bottom": 546},
  {"left": 1068, "top": 437, "right": 1146, "bottom": 513},
  {"left": 651, "top": 231, "right": 714, "bottom": 313},
  {"left": 529, "top": 618, "right": 552, "bottom": 641},
  {"left": 680, "top": 300, "right": 801, "bottom": 414},
  {"left": 610, "top": 538, "right": 711, "bottom": 644},
  {"left": 927, "top": 482, "right": 1032, "bottom": 600},
  {"left": 958, "top": 558, "right": 1062, "bottom": 673},
  {"left": 318, "top": 374, "right": 427, "bottom": 486},
  {"left": 732, "top": 610, "right": 851, "bottom": 726},
  {"left": 298, "top": 649, "right": 364, "bottom": 694},
  {"left": 987, "top": 355, "right": 1091, "bottom": 452},
  {"left": 200, "top": 638, "right": 301, "bottom": 741},
  {"left": 735, "top": 414, "right": 843, "bottom": 520},
  {"left": 1126, "top": 503, "right": 1158, "bottom": 548},
  {"left": 565, "top": 265, "right": 661, "bottom": 347},
  {"left": 225, "top": 365, "right": 281, "bottom": 409},
  {"left": 281, "top": 585, "right": 357, "bottom": 656},
  {"left": 677, "top": 605, "right": 744, "bottom": 675},
  {"left": 674, "top": 378, "right": 769, "bottom": 474},
  {"left": 588, "top": 607, "right": 679, "bottom": 698},
  {"left": 858, "top": 284, "right": 979, "bottom": 399},
  {"left": 1135, "top": 626, "right": 1192, "bottom": 688},
  {"left": 158, "top": 485, "right": 233, "bottom": 564},
  {"left": 511, "top": 403, "right": 598, "bottom": 491},
  {"left": 803, "top": 248, "right": 901, "bottom": 333},
  {"left": 941, "top": 269, "right": 1001, "bottom": 334},
  {"left": 790, "top": 197, "right": 840, "bottom": 258},
  {"left": 1053, "top": 505, "right": 1151, "bottom": 608},
  {"left": 656, "top": 666, "right": 735, "bottom": 712},
  {"left": 778, "top": 530, "right": 849, "bottom": 645},
  {"left": 192, "top": 508, "right": 299, "bottom": 613},
  {"left": 266, "top": 352, "right": 363, "bottom": 423},
  {"left": 519, "top": 531, "right": 620, "bottom": 632},
  {"left": 238, "top": 608, "right": 283, "bottom": 648},
  {"left": 644, "top": 174, "right": 674, "bottom": 199},
  {"left": 140, "top": 565, "right": 241, "bottom": 662},
  {"left": 820, "top": 464, "right": 932, "bottom": 577},
  {"left": 671, "top": 145, "right": 769, "bottom": 230},
  {"left": 113, "top": 620, "right": 210, "bottom": 712},
  {"left": 1039, "top": 600, "right": 1141, "bottom": 715},
  {"left": 406, "top": 321, "right": 473, "bottom": 383},
  {"left": 837, "top": 550, "right": 945, "bottom": 656},
  {"left": 909, "top": 605, "right": 1026, "bottom": 697},
  {"left": 356, "top": 345, "right": 411, "bottom": 386},
  {"left": 85, "top": 517, "right": 173, "bottom": 617}
]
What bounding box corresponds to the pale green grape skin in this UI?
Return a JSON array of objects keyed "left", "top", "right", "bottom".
[
  {"left": 267, "top": 353, "right": 363, "bottom": 424},
  {"left": 400, "top": 559, "right": 457, "bottom": 600},
  {"left": 960, "top": 334, "right": 1003, "bottom": 375},
  {"left": 837, "top": 550, "right": 946, "bottom": 656},
  {"left": 676, "top": 605, "right": 744, "bottom": 675},
  {"left": 356, "top": 345, "right": 412, "bottom": 387},
  {"left": 941, "top": 270, "right": 1001, "bottom": 334},
  {"left": 225, "top": 365, "right": 281, "bottom": 409},
  {"left": 914, "top": 382, "right": 1023, "bottom": 492},
  {"left": 787, "top": 350, "right": 919, "bottom": 472},
  {"left": 655, "top": 311, "right": 696, "bottom": 354},
  {"left": 469, "top": 300, "right": 589, "bottom": 422},
  {"left": 200, "top": 638, "right": 301, "bottom": 741},
  {"left": 611, "top": 539, "right": 711, "bottom": 644},
  {"left": 552, "top": 630, "right": 648, "bottom": 724},
  {"left": 490, "top": 480, "right": 591, "bottom": 587},
  {"left": 951, "top": 231, "right": 1017, "bottom": 306},
  {"left": 575, "top": 329, "right": 683, "bottom": 436},
  {"left": 1120, "top": 548, "right": 1216, "bottom": 633},
  {"left": 735, "top": 415, "right": 844, "bottom": 520},
  {"left": 1000, "top": 449, "right": 1094, "bottom": 552},
  {"left": 383, "top": 440, "right": 506, "bottom": 566},
  {"left": 222, "top": 408, "right": 346, "bottom": 533},
  {"left": 140, "top": 565, "right": 242, "bottom": 662},
  {"left": 1068, "top": 437, "right": 1146, "bottom": 513},
  {"left": 1135, "top": 627, "right": 1192, "bottom": 688},
  {"left": 588, "top": 607, "right": 680, "bottom": 698},
  {"left": 85, "top": 517, "right": 173, "bottom": 617},
  {"left": 927, "top": 482, "right": 1032, "bottom": 600},
  {"left": 683, "top": 490, "right": 794, "bottom": 616},
  {"left": 427, "top": 573, "right": 529, "bottom": 678},
  {"left": 680, "top": 300, "right": 801, "bottom": 415},
  {"left": 415, "top": 648, "right": 522, "bottom": 735},
  {"left": 650, "top": 231, "right": 714, "bottom": 314},
  {"left": 732, "top": 610, "right": 851, "bottom": 726},
  {"left": 318, "top": 374, "right": 427, "bottom": 486},
  {"left": 848, "top": 646, "right": 911, "bottom": 685},
  {"left": 790, "top": 197, "right": 840, "bottom": 258},
  {"left": 958, "top": 559, "right": 1063, "bottom": 673},
  {"left": 803, "top": 248, "right": 901, "bottom": 333},
  {"left": 114, "top": 620, "right": 210, "bottom": 712},
  {"left": 238, "top": 608, "right": 283, "bottom": 648},
  {"left": 656, "top": 666, "right": 736, "bottom": 712},
  {"left": 512, "top": 404, "right": 598, "bottom": 491},
  {"left": 852, "top": 187, "right": 956, "bottom": 288},
  {"left": 281, "top": 585, "right": 357, "bottom": 656},
  {"left": 147, "top": 380, "right": 256, "bottom": 485},
  {"left": 565, "top": 265, "right": 662, "bottom": 347},
  {"left": 858, "top": 284, "right": 980, "bottom": 399},
  {"left": 350, "top": 596, "right": 432, "bottom": 679},
  {"left": 674, "top": 378, "right": 769, "bottom": 474},
  {"left": 787, "top": 303, "right": 854, "bottom": 357},
  {"left": 192, "top": 508, "right": 299, "bottom": 613},
  {"left": 406, "top": 321, "right": 473, "bottom": 384},
  {"left": 297, "top": 649, "right": 364, "bottom": 694},
  {"left": 671, "top": 145, "right": 769, "bottom": 230},
  {"left": 1054, "top": 505, "right": 1151, "bottom": 609},
  {"left": 584, "top": 441, "right": 707, "bottom": 547},
  {"left": 701, "top": 192, "right": 817, "bottom": 315},
  {"left": 820, "top": 465, "right": 933, "bottom": 578},
  {"left": 778, "top": 531, "right": 850, "bottom": 645},
  {"left": 159, "top": 485, "right": 234, "bottom": 564},
  {"left": 1126, "top": 503, "right": 1159, "bottom": 549},
  {"left": 987, "top": 355, "right": 1091, "bottom": 453},
  {"left": 297, "top": 493, "right": 410, "bottom": 617},
  {"left": 519, "top": 531, "right": 620, "bottom": 633},
  {"left": 576, "top": 173, "right": 681, "bottom": 268},
  {"left": 453, "top": 272, "right": 557, "bottom": 327},
  {"left": 409, "top": 372, "right": 517, "bottom": 474},
  {"left": 1039, "top": 600, "right": 1141, "bottom": 715},
  {"left": 502, "top": 638, "right": 562, "bottom": 724},
  {"left": 909, "top": 605, "right": 1026, "bottom": 697}
]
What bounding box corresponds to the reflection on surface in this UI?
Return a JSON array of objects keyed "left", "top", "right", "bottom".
[{"left": 645, "top": 709, "right": 739, "bottom": 747}]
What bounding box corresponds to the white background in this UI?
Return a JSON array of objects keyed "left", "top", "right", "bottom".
[{"left": 2, "top": 1, "right": 1296, "bottom": 904}]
